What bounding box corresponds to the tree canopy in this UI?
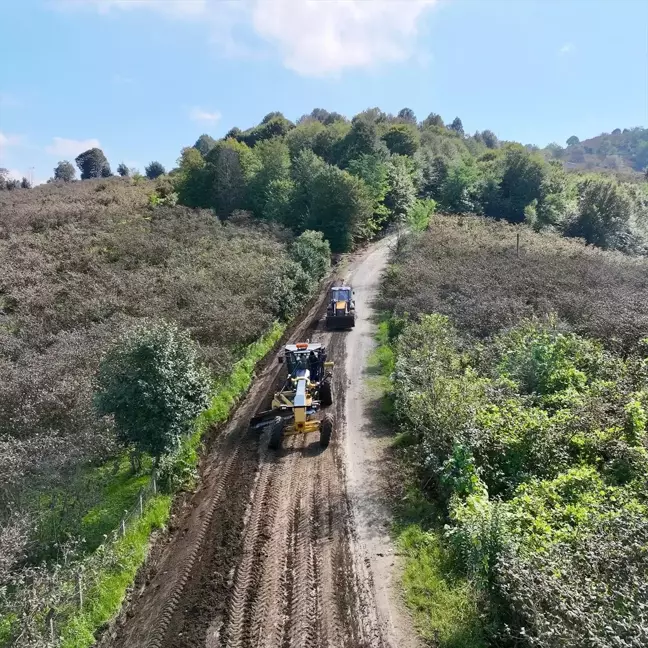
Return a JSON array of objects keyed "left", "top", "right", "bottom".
[{"left": 75, "top": 148, "right": 111, "bottom": 180}]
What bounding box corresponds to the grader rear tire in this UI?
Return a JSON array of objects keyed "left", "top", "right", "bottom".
[
  {"left": 320, "top": 413, "right": 333, "bottom": 448},
  {"left": 268, "top": 416, "right": 285, "bottom": 450}
]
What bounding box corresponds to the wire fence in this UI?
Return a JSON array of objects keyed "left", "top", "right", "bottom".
[{"left": 2, "top": 472, "right": 160, "bottom": 648}]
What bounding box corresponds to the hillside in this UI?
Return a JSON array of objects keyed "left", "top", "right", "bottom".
[
  {"left": 2, "top": 106, "right": 648, "bottom": 647},
  {"left": 544, "top": 126, "right": 648, "bottom": 178},
  {"left": 0, "top": 177, "right": 330, "bottom": 633}
]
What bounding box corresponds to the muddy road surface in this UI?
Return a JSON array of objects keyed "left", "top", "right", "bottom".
[{"left": 106, "top": 238, "right": 418, "bottom": 648}]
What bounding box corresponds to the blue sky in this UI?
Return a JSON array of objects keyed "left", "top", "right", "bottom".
[{"left": 1, "top": 0, "right": 646, "bottom": 184}]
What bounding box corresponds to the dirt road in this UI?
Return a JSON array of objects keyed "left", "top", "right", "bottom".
[{"left": 105, "top": 239, "right": 418, "bottom": 648}]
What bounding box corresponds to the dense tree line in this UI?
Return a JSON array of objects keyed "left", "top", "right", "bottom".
[
  {"left": 21, "top": 111, "right": 646, "bottom": 255},
  {"left": 171, "top": 109, "right": 648, "bottom": 254}
]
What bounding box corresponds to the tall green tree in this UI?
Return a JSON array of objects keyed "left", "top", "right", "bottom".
[
  {"left": 422, "top": 112, "right": 445, "bottom": 128},
  {"left": 385, "top": 155, "right": 417, "bottom": 219},
  {"left": 312, "top": 121, "right": 351, "bottom": 163},
  {"left": 397, "top": 107, "right": 417, "bottom": 124},
  {"left": 205, "top": 139, "right": 259, "bottom": 218},
  {"left": 481, "top": 130, "right": 499, "bottom": 149},
  {"left": 145, "top": 161, "right": 166, "bottom": 179},
  {"left": 194, "top": 134, "right": 217, "bottom": 157},
  {"left": 348, "top": 154, "right": 390, "bottom": 229},
  {"left": 305, "top": 164, "right": 373, "bottom": 252},
  {"left": 449, "top": 117, "right": 464, "bottom": 137},
  {"left": 75, "top": 148, "right": 111, "bottom": 179},
  {"left": 566, "top": 135, "right": 580, "bottom": 146},
  {"left": 54, "top": 160, "right": 76, "bottom": 182},
  {"left": 116, "top": 162, "right": 130, "bottom": 177},
  {"left": 439, "top": 157, "right": 482, "bottom": 213},
  {"left": 494, "top": 146, "right": 548, "bottom": 222},
  {"left": 290, "top": 149, "right": 328, "bottom": 231},
  {"left": 175, "top": 146, "right": 209, "bottom": 208},
  {"left": 335, "top": 118, "right": 383, "bottom": 167},
  {"left": 382, "top": 124, "right": 420, "bottom": 156},
  {"left": 247, "top": 138, "right": 292, "bottom": 218},
  {"left": 285, "top": 119, "right": 326, "bottom": 159}
]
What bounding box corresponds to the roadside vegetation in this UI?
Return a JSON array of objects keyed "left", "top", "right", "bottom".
[{"left": 380, "top": 216, "right": 648, "bottom": 647}]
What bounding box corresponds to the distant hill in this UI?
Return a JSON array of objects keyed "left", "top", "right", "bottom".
[{"left": 544, "top": 126, "right": 648, "bottom": 178}]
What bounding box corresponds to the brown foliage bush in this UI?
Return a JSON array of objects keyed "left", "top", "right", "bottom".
[
  {"left": 0, "top": 178, "right": 301, "bottom": 562},
  {"left": 382, "top": 215, "right": 648, "bottom": 351}
]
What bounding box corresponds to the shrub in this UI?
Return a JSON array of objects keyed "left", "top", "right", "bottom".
[
  {"left": 289, "top": 229, "right": 331, "bottom": 281},
  {"left": 94, "top": 321, "right": 212, "bottom": 460},
  {"left": 380, "top": 215, "right": 648, "bottom": 352}
]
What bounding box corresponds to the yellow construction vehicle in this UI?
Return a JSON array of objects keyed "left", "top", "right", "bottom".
[
  {"left": 325, "top": 285, "right": 355, "bottom": 330},
  {"left": 251, "top": 342, "right": 334, "bottom": 449}
]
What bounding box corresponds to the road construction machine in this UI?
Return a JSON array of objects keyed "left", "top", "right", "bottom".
[
  {"left": 251, "top": 342, "right": 334, "bottom": 450},
  {"left": 325, "top": 285, "right": 355, "bottom": 330}
]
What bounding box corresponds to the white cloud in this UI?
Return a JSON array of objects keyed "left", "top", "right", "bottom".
[
  {"left": 559, "top": 42, "right": 575, "bottom": 55},
  {"left": 251, "top": 0, "right": 437, "bottom": 76},
  {"left": 65, "top": 0, "right": 439, "bottom": 76},
  {"left": 112, "top": 73, "right": 134, "bottom": 84},
  {"left": 0, "top": 132, "right": 22, "bottom": 150},
  {"left": 189, "top": 107, "right": 222, "bottom": 123},
  {"left": 45, "top": 137, "right": 101, "bottom": 157}
]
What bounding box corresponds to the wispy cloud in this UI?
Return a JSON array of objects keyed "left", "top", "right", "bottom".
[
  {"left": 559, "top": 42, "right": 575, "bottom": 56},
  {"left": 63, "top": 0, "right": 440, "bottom": 77},
  {"left": 0, "top": 94, "right": 21, "bottom": 108},
  {"left": 0, "top": 132, "right": 22, "bottom": 150},
  {"left": 112, "top": 73, "right": 134, "bottom": 85},
  {"left": 189, "top": 107, "right": 222, "bottom": 123},
  {"left": 45, "top": 137, "right": 101, "bottom": 157}
]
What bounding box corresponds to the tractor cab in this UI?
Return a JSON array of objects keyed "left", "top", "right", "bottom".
[{"left": 326, "top": 285, "right": 356, "bottom": 329}]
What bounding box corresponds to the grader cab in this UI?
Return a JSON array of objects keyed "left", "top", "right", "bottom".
[{"left": 250, "top": 342, "right": 334, "bottom": 450}]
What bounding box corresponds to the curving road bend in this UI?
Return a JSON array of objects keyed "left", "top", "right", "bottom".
[{"left": 104, "top": 238, "right": 419, "bottom": 648}]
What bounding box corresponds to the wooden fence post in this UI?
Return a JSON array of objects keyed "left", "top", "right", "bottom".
[
  {"left": 152, "top": 471, "right": 157, "bottom": 495},
  {"left": 516, "top": 232, "right": 520, "bottom": 257},
  {"left": 139, "top": 490, "right": 144, "bottom": 516},
  {"left": 77, "top": 571, "right": 83, "bottom": 610},
  {"left": 121, "top": 518, "right": 126, "bottom": 537}
]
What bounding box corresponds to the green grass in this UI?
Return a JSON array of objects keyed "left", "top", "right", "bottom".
[
  {"left": 398, "top": 524, "right": 486, "bottom": 648},
  {"left": 37, "top": 321, "right": 287, "bottom": 648},
  {"left": 59, "top": 496, "right": 171, "bottom": 648}
]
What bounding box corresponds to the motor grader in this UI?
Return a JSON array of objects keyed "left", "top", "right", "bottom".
[
  {"left": 326, "top": 285, "right": 355, "bottom": 330},
  {"left": 250, "top": 342, "right": 334, "bottom": 450}
]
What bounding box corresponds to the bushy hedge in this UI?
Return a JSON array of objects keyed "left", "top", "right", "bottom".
[{"left": 390, "top": 314, "right": 648, "bottom": 646}]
